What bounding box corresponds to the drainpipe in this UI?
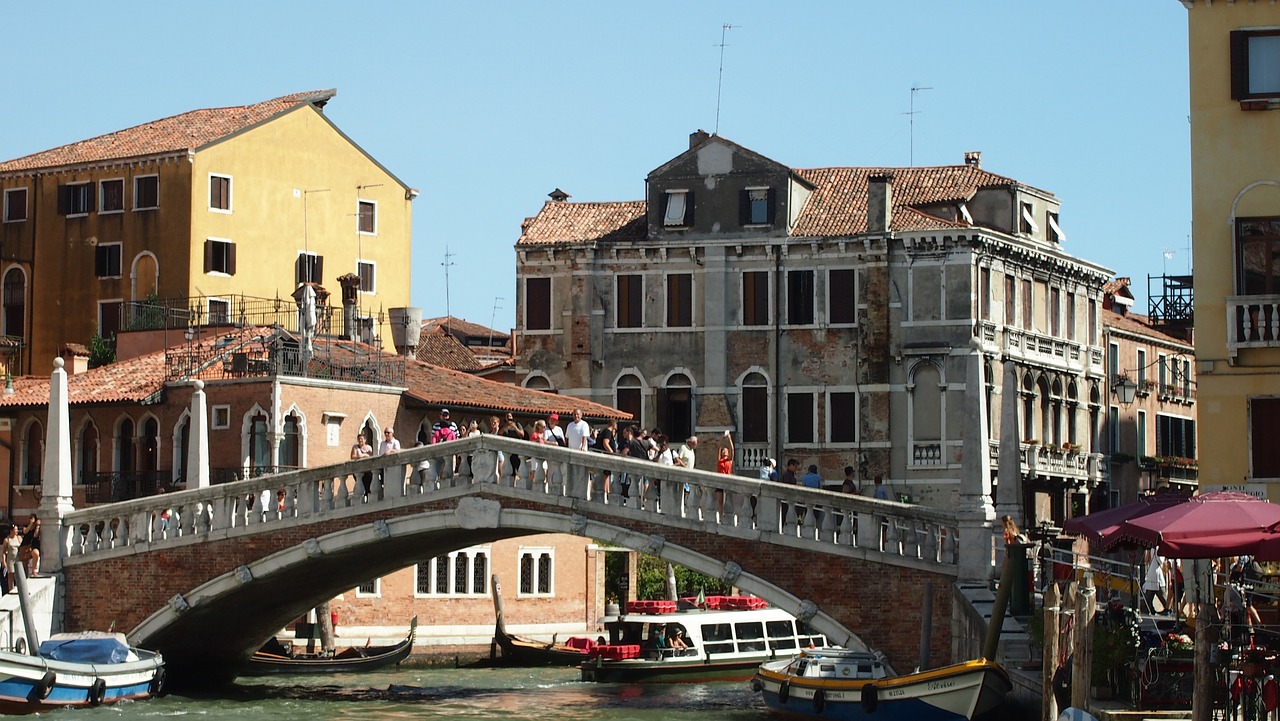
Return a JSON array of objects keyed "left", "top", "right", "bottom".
[{"left": 773, "top": 245, "right": 783, "bottom": 467}]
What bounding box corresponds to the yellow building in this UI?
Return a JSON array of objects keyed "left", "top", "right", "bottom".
[
  {"left": 1186, "top": 2, "right": 1280, "bottom": 495},
  {"left": 0, "top": 89, "right": 415, "bottom": 372}
]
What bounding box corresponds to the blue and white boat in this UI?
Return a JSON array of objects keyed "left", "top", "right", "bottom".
[
  {"left": 753, "top": 647, "right": 1010, "bottom": 721},
  {"left": 0, "top": 631, "right": 165, "bottom": 713}
]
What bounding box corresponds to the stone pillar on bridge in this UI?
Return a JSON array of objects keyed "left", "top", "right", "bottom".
[
  {"left": 994, "top": 359, "right": 1023, "bottom": 563},
  {"left": 956, "top": 341, "right": 995, "bottom": 583},
  {"left": 187, "top": 380, "right": 210, "bottom": 490},
  {"left": 39, "top": 358, "right": 75, "bottom": 574}
]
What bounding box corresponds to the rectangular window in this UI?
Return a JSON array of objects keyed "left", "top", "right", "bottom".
[
  {"left": 415, "top": 549, "right": 489, "bottom": 596},
  {"left": 525, "top": 277, "right": 551, "bottom": 331},
  {"left": 663, "top": 190, "right": 689, "bottom": 227},
  {"left": 356, "top": 578, "right": 380, "bottom": 597},
  {"left": 1108, "top": 342, "right": 1119, "bottom": 380},
  {"left": 743, "top": 271, "right": 770, "bottom": 326},
  {"left": 616, "top": 274, "right": 643, "bottom": 328},
  {"left": 95, "top": 243, "right": 122, "bottom": 278},
  {"left": 1109, "top": 406, "right": 1121, "bottom": 453},
  {"left": 787, "top": 270, "right": 815, "bottom": 325},
  {"left": 743, "top": 187, "right": 773, "bottom": 226},
  {"left": 1183, "top": 359, "right": 1192, "bottom": 396},
  {"left": 295, "top": 252, "right": 323, "bottom": 284},
  {"left": 1235, "top": 217, "right": 1280, "bottom": 295},
  {"left": 1232, "top": 30, "right": 1280, "bottom": 99},
  {"left": 357, "top": 260, "right": 376, "bottom": 293},
  {"left": 742, "top": 385, "right": 768, "bottom": 443},
  {"left": 358, "top": 199, "right": 376, "bottom": 234},
  {"left": 616, "top": 386, "right": 641, "bottom": 424},
  {"left": 1049, "top": 287, "right": 1061, "bottom": 336},
  {"left": 1066, "top": 292, "right": 1077, "bottom": 341},
  {"left": 99, "top": 179, "right": 124, "bottom": 214},
  {"left": 134, "top": 175, "right": 159, "bottom": 210},
  {"left": 210, "top": 174, "right": 232, "bottom": 212},
  {"left": 58, "top": 182, "right": 94, "bottom": 216},
  {"left": 1021, "top": 280, "right": 1032, "bottom": 330},
  {"left": 1047, "top": 212, "right": 1066, "bottom": 243},
  {"left": 1088, "top": 299, "right": 1098, "bottom": 345},
  {"left": 98, "top": 300, "right": 122, "bottom": 342},
  {"left": 204, "top": 239, "right": 236, "bottom": 275},
  {"left": 1136, "top": 410, "right": 1147, "bottom": 458},
  {"left": 1137, "top": 349, "right": 1147, "bottom": 390},
  {"left": 786, "top": 392, "right": 814, "bottom": 444},
  {"left": 1004, "top": 275, "right": 1016, "bottom": 325},
  {"left": 829, "top": 269, "right": 856, "bottom": 324},
  {"left": 1159, "top": 354, "right": 1168, "bottom": 392},
  {"left": 211, "top": 405, "right": 231, "bottom": 430},
  {"left": 1019, "top": 202, "right": 1038, "bottom": 234},
  {"left": 829, "top": 391, "right": 857, "bottom": 443},
  {"left": 1251, "top": 397, "right": 1280, "bottom": 479},
  {"left": 1156, "top": 414, "right": 1196, "bottom": 459},
  {"left": 979, "top": 268, "right": 990, "bottom": 320},
  {"left": 208, "top": 298, "right": 230, "bottom": 325},
  {"left": 666, "top": 273, "right": 692, "bottom": 327},
  {"left": 2, "top": 188, "right": 27, "bottom": 223},
  {"left": 519, "top": 548, "right": 553, "bottom": 596}
]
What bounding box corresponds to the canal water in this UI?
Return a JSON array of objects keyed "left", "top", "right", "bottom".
[{"left": 38, "top": 665, "right": 767, "bottom": 721}]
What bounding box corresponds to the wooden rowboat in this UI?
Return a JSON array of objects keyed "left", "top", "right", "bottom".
[{"left": 242, "top": 617, "right": 417, "bottom": 675}]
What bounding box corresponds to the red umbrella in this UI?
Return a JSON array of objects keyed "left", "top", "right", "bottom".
[
  {"left": 1115, "top": 491, "right": 1280, "bottom": 558},
  {"left": 1062, "top": 492, "right": 1188, "bottom": 551}
]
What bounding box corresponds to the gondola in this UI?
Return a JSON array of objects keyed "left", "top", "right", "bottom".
[
  {"left": 490, "top": 575, "right": 594, "bottom": 666},
  {"left": 242, "top": 617, "right": 417, "bottom": 675}
]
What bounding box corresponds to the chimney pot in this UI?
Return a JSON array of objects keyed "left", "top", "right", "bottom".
[
  {"left": 548, "top": 188, "right": 570, "bottom": 202},
  {"left": 690, "top": 129, "right": 711, "bottom": 148},
  {"left": 964, "top": 151, "right": 981, "bottom": 168}
]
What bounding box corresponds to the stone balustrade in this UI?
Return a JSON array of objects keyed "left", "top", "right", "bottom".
[{"left": 59, "top": 435, "right": 961, "bottom": 573}]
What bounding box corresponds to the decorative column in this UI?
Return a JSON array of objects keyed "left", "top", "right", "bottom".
[
  {"left": 956, "top": 339, "right": 995, "bottom": 582},
  {"left": 187, "top": 380, "right": 210, "bottom": 489},
  {"left": 39, "top": 358, "right": 74, "bottom": 574},
  {"left": 995, "top": 360, "right": 1024, "bottom": 558}
]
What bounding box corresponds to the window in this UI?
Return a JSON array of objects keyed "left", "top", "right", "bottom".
[
  {"left": 1183, "top": 359, "right": 1192, "bottom": 396},
  {"left": 358, "top": 200, "right": 376, "bottom": 234},
  {"left": 978, "top": 268, "right": 990, "bottom": 320},
  {"left": 212, "top": 405, "right": 231, "bottom": 430},
  {"left": 663, "top": 190, "right": 690, "bottom": 227},
  {"left": 356, "top": 577, "right": 380, "bottom": 597},
  {"left": 1109, "top": 406, "right": 1121, "bottom": 453},
  {"left": 208, "top": 298, "right": 230, "bottom": 325},
  {"left": 1157, "top": 414, "right": 1196, "bottom": 459},
  {"left": 666, "top": 273, "right": 692, "bottom": 327},
  {"left": 210, "top": 174, "right": 232, "bottom": 212},
  {"left": 829, "top": 391, "right": 857, "bottom": 443},
  {"left": 280, "top": 413, "right": 301, "bottom": 468},
  {"left": 204, "top": 239, "right": 236, "bottom": 275},
  {"left": 95, "top": 243, "right": 122, "bottom": 278},
  {"left": 99, "top": 300, "right": 122, "bottom": 342},
  {"left": 1088, "top": 299, "right": 1098, "bottom": 345},
  {"left": 519, "top": 548, "right": 553, "bottom": 596},
  {"left": 741, "top": 372, "right": 768, "bottom": 443},
  {"left": 1047, "top": 212, "right": 1066, "bottom": 243},
  {"left": 416, "top": 548, "right": 490, "bottom": 596},
  {"left": 1108, "top": 342, "right": 1120, "bottom": 381},
  {"left": 1235, "top": 217, "right": 1280, "bottom": 295},
  {"left": 1137, "top": 349, "right": 1147, "bottom": 390},
  {"left": 357, "top": 260, "right": 376, "bottom": 293},
  {"left": 1232, "top": 30, "right": 1280, "bottom": 99},
  {"left": 58, "top": 182, "right": 93, "bottom": 216},
  {"left": 786, "top": 392, "right": 814, "bottom": 444},
  {"left": 1004, "top": 275, "right": 1016, "bottom": 325},
  {"left": 1066, "top": 292, "right": 1077, "bottom": 341},
  {"left": 134, "top": 175, "right": 159, "bottom": 210},
  {"left": 78, "top": 421, "right": 99, "bottom": 486},
  {"left": 1136, "top": 410, "right": 1147, "bottom": 458},
  {"left": 2, "top": 188, "right": 26, "bottom": 222},
  {"left": 735, "top": 621, "right": 766, "bottom": 653},
  {"left": 615, "top": 374, "right": 642, "bottom": 425},
  {"left": 742, "top": 187, "right": 774, "bottom": 226},
  {"left": 1019, "top": 202, "right": 1038, "bottom": 234},
  {"left": 1253, "top": 398, "right": 1280, "bottom": 478},
  {"left": 616, "top": 274, "right": 643, "bottom": 328},
  {"left": 1049, "top": 287, "right": 1061, "bottom": 336},
  {"left": 829, "top": 269, "right": 856, "bottom": 324},
  {"left": 3, "top": 268, "right": 24, "bottom": 338},
  {"left": 787, "top": 270, "right": 815, "bottom": 325},
  {"left": 99, "top": 179, "right": 124, "bottom": 214},
  {"left": 743, "top": 271, "right": 770, "bottom": 326},
  {"left": 1159, "top": 354, "right": 1169, "bottom": 392},
  {"left": 295, "top": 252, "right": 323, "bottom": 284},
  {"left": 1021, "top": 280, "right": 1032, "bottom": 331},
  {"left": 249, "top": 412, "right": 271, "bottom": 472},
  {"left": 525, "top": 276, "right": 551, "bottom": 331}
]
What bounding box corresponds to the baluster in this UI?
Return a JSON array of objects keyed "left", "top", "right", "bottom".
[
  {"left": 701, "top": 481, "right": 719, "bottom": 523},
  {"left": 735, "top": 491, "right": 754, "bottom": 529},
  {"left": 836, "top": 508, "right": 853, "bottom": 545},
  {"left": 799, "top": 505, "right": 817, "bottom": 539},
  {"left": 782, "top": 498, "right": 799, "bottom": 536},
  {"left": 819, "top": 503, "right": 838, "bottom": 542}
]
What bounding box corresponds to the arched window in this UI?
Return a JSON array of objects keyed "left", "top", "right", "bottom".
[
  {"left": 1050, "top": 378, "right": 1064, "bottom": 446},
  {"left": 1067, "top": 381, "right": 1079, "bottom": 447},
  {"left": 615, "top": 374, "right": 643, "bottom": 428},
  {"left": 117, "top": 418, "right": 136, "bottom": 474},
  {"left": 249, "top": 412, "right": 271, "bottom": 474},
  {"left": 984, "top": 362, "right": 995, "bottom": 436},
  {"left": 658, "top": 373, "right": 693, "bottom": 441},
  {"left": 3, "top": 268, "right": 24, "bottom": 339},
  {"left": 523, "top": 375, "right": 554, "bottom": 391},
  {"left": 740, "top": 371, "right": 769, "bottom": 444},
  {"left": 1038, "top": 377, "right": 1052, "bottom": 446},
  {"left": 22, "top": 421, "right": 42, "bottom": 486},
  {"left": 140, "top": 417, "right": 160, "bottom": 495},
  {"left": 175, "top": 415, "right": 190, "bottom": 485},
  {"left": 280, "top": 413, "right": 301, "bottom": 468},
  {"left": 78, "top": 421, "right": 99, "bottom": 486},
  {"left": 1021, "top": 374, "right": 1036, "bottom": 441},
  {"left": 911, "top": 363, "right": 943, "bottom": 443}
]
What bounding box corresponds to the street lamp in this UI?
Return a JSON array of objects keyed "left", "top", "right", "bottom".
[{"left": 1113, "top": 376, "right": 1137, "bottom": 406}]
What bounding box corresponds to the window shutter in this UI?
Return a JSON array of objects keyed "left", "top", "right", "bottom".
[
  {"left": 86, "top": 184, "right": 96, "bottom": 214},
  {"left": 1231, "top": 30, "right": 1248, "bottom": 100},
  {"left": 227, "top": 244, "right": 237, "bottom": 276},
  {"left": 739, "top": 189, "right": 750, "bottom": 226},
  {"left": 767, "top": 188, "right": 777, "bottom": 225},
  {"left": 94, "top": 247, "right": 105, "bottom": 277},
  {"left": 315, "top": 255, "right": 324, "bottom": 283},
  {"left": 295, "top": 255, "right": 305, "bottom": 283},
  {"left": 57, "top": 185, "right": 71, "bottom": 215},
  {"left": 204, "top": 240, "right": 214, "bottom": 273},
  {"left": 684, "top": 191, "right": 694, "bottom": 227}
]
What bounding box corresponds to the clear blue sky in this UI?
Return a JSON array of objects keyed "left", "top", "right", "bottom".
[{"left": 1, "top": 1, "right": 1190, "bottom": 332}]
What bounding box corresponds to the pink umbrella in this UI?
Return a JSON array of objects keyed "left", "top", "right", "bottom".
[
  {"left": 1062, "top": 493, "right": 1188, "bottom": 551},
  {"left": 1115, "top": 491, "right": 1280, "bottom": 558}
]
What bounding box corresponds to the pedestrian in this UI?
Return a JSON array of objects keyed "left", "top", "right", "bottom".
[
  {"left": 780, "top": 459, "right": 799, "bottom": 485},
  {"left": 597, "top": 417, "right": 618, "bottom": 493},
  {"left": 676, "top": 435, "right": 698, "bottom": 470},
  {"left": 1, "top": 525, "right": 18, "bottom": 593},
  {"left": 801, "top": 464, "right": 822, "bottom": 489},
  {"left": 431, "top": 409, "right": 460, "bottom": 482},
  {"left": 566, "top": 409, "right": 591, "bottom": 451},
  {"left": 350, "top": 432, "right": 374, "bottom": 501},
  {"left": 1143, "top": 550, "right": 1170, "bottom": 615},
  {"left": 872, "top": 475, "right": 890, "bottom": 500},
  {"left": 546, "top": 413, "right": 568, "bottom": 447},
  {"left": 759, "top": 458, "right": 778, "bottom": 482},
  {"left": 717, "top": 431, "right": 734, "bottom": 474},
  {"left": 840, "top": 466, "right": 857, "bottom": 494},
  {"left": 502, "top": 412, "right": 525, "bottom": 480},
  {"left": 18, "top": 515, "right": 40, "bottom": 577}
]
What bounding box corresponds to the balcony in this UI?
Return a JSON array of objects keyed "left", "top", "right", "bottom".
[
  {"left": 1227, "top": 295, "right": 1280, "bottom": 358},
  {"left": 165, "top": 335, "right": 405, "bottom": 386}
]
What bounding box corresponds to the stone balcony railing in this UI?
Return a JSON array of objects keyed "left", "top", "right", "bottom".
[
  {"left": 1227, "top": 294, "right": 1280, "bottom": 358},
  {"left": 57, "top": 435, "right": 961, "bottom": 574},
  {"left": 977, "top": 321, "right": 1102, "bottom": 372}
]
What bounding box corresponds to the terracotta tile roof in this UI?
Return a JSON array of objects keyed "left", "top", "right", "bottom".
[
  {"left": 402, "top": 358, "right": 628, "bottom": 420},
  {"left": 516, "top": 162, "right": 1027, "bottom": 245},
  {"left": 414, "top": 327, "right": 484, "bottom": 371},
  {"left": 1103, "top": 308, "right": 1193, "bottom": 349},
  {"left": 1103, "top": 277, "right": 1133, "bottom": 298},
  {"left": 0, "top": 90, "right": 336, "bottom": 174},
  {"left": 0, "top": 352, "right": 169, "bottom": 408},
  {"left": 421, "top": 316, "right": 510, "bottom": 342},
  {"left": 517, "top": 200, "right": 647, "bottom": 245}
]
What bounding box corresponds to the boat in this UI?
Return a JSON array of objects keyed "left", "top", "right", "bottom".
[
  {"left": 752, "top": 647, "right": 1012, "bottom": 721},
  {"left": 242, "top": 617, "right": 417, "bottom": 675},
  {"left": 580, "top": 596, "right": 827, "bottom": 683},
  {"left": 0, "top": 631, "right": 165, "bottom": 713},
  {"left": 490, "top": 576, "right": 594, "bottom": 666}
]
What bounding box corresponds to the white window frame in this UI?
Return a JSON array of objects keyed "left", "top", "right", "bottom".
[
  {"left": 209, "top": 173, "right": 233, "bottom": 214},
  {"left": 414, "top": 547, "right": 491, "bottom": 597},
  {"left": 208, "top": 297, "right": 230, "bottom": 325},
  {"left": 357, "top": 259, "right": 376, "bottom": 294},
  {"left": 357, "top": 198, "right": 377, "bottom": 236},
  {"left": 2, "top": 188, "right": 27, "bottom": 223},
  {"left": 211, "top": 405, "right": 231, "bottom": 430},
  {"left": 784, "top": 388, "right": 820, "bottom": 447},
  {"left": 95, "top": 242, "right": 123, "bottom": 279},
  {"left": 97, "top": 298, "right": 123, "bottom": 338},
  {"left": 98, "top": 178, "right": 125, "bottom": 215},
  {"left": 66, "top": 181, "right": 92, "bottom": 217},
  {"left": 663, "top": 189, "right": 688, "bottom": 227},
  {"left": 517, "top": 546, "right": 555, "bottom": 597},
  {"left": 355, "top": 577, "right": 381, "bottom": 598},
  {"left": 206, "top": 237, "right": 235, "bottom": 276},
  {"left": 745, "top": 186, "right": 771, "bottom": 226},
  {"left": 1020, "top": 201, "right": 1039, "bottom": 235},
  {"left": 133, "top": 174, "right": 159, "bottom": 211}
]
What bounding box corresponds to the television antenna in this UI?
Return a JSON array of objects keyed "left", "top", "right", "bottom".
[
  {"left": 714, "top": 23, "right": 738, "bottom": 135},
  {"left": 488, "top": 296, "right": 504, "bottom": 353},
  {"left": 902, "top": 85, "right": 933, "bottom": 166},
  {"left": 442, "top": 246, "right": 456, "bottom": 331}
]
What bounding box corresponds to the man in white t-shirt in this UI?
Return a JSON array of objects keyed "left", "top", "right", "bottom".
[{"left": 565, "top": 408, "right": 591, "bottom": 451}]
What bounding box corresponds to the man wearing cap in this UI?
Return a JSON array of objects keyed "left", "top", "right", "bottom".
[
  {"left": 431, "top": 409, "right": 460, "bottom": 481},
  {"left": 546, "top": 412, "right": 568, "bottom": 447}
]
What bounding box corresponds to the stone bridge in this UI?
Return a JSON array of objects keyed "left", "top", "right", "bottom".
[{"left": 50, "top": 435, "right": 964, "bottom": 683}]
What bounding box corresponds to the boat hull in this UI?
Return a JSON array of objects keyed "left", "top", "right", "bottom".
[
  {"left": 582, "top": 655, "right": 771, "bottom": 684},
  {"left": 242, "top": 618, "right": 416, "bottom": 676},
  {"left": 0, "top": 649, "right": 164, "bottom": 714},
  {"left": 754, "top": 658, "right": 1011, "bottom": 721}
]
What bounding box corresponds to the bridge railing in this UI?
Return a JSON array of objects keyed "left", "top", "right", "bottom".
[{"left": 58, "top": 435, "right": 959, "bottom": 571}]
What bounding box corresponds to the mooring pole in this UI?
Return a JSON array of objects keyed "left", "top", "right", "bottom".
[{"left": 1042, "top": 582, "right": 1060, "bottom": 721}]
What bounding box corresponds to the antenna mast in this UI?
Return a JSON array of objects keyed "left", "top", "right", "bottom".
[
  {"left": 442, "top": 246, "right": 456, "bottom": 330},
  {"left": 903, "top": 85, "right": 933, "bottom": 166},
  {"left": 714, "top": 23, "right": 738, "bottom": 135},
  {"left": 488, "top": 296, "right": 504, "bottom": 354}
]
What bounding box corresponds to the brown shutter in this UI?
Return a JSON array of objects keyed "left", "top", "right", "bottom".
[
  {"left": 204, "top": 240, "right": 213, "bottom": 273},
  {"left": 227, "top": 244, "right": 237, "bottom": 276},
  {"left": 739, "top": 189, "right": 750, "bottom": 226},
  {"left": 1231, "top": 30, "right": 1249, "bottom": 100},
  {"left": 87, "top": 184, "right": 96, "bottom": 213},
  {"left": 684, "top": 190, "right": 694, "bottom": 227},
  {"left": 314, "top": 255, "right": 323, "bottom": 283},
  {"left": 57, "top": 185, "right": 71, "bottom": 215},
  {"left": 767, "top": 188, "right": 777, "bottom": 225}
]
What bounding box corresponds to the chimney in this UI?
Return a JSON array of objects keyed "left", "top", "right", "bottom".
[
  {"left": 690, "top": 129, "right": 711, "bottom": 148},
  {"left": 867, "top": 173, "right": 894, "bottom": 233},
  {"left": 60, "top": 344, "right": 89, "bottom": 375},
  {"left": 548, "top": 188, "right": 570, "bottom": 202},
  {"left": 389, "top": 307, "right": 423, "bottom": 357},
  {"left": 337, "top": 273, "right": 362, "bottom": 340},
  {"left": 964, "top": 151, "right": 981, "bottom": 168}
]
